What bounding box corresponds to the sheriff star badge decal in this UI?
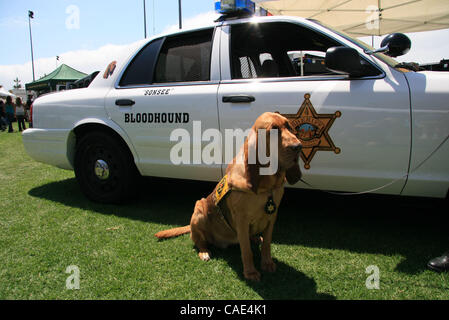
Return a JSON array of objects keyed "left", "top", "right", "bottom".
[{"left": 280, "top": 93, "right": 341, "bottom": 170}]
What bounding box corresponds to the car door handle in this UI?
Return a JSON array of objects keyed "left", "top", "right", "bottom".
[
  {"left": 222, "top": 95, "right": 255, "bottom": 103},
  {"left": 115, "top": 99, "right": 135, "bottom": 107}
]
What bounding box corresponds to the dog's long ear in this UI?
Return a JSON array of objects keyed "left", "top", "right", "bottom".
[
  {"left": 244, "top": 127, "right": 260, "bottom": 193},
  {"left": 286, "top": 162, "right": 302, "bottom": 185}
]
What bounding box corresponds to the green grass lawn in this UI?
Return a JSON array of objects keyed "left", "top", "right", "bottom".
[{"left": 0, "top": 122, "right": 448, "bottom": 299}]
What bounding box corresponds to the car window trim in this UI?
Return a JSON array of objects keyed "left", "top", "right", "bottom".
[
  {"left": 219, "top": 73, "right": 384, "bottom": 85},
  {"left": 116, "top": 81, "right": 221, "bottom": 89}
]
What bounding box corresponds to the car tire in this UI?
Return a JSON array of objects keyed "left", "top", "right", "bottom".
[{"left": 74, "top": 131, "right": 137, "bottom": 203}]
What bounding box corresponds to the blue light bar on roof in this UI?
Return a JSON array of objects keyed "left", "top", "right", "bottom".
[
  {"left": 215, "top": 0, "right": 255, "bottom": 14},
  {"left": 258, "top": 7, "right": 268, "bottom": 16}
]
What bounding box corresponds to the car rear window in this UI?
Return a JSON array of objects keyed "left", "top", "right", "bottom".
[
  {"left": 153, "top": 29, "right": 214, "bottom": 83},
  {"left": 119, "top": 38, "right": 164, "bottom": 87}
]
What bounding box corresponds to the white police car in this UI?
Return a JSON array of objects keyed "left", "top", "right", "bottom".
[{"left": 22, "top": 2, "right": 449, "bottom": 203}]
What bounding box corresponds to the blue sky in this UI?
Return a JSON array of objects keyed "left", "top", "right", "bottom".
[
  {"left": 0, "top": 0, "right": 448, "bottom": 90},
  {"left": 0, "top": 0, "right": 215, "bottom": 65}
]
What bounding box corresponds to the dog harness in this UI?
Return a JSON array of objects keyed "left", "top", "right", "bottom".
[{"left": 213, "top": 174, "right": 277, "bottom": 227}]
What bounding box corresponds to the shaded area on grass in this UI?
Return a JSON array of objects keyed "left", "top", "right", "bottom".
[
  {"left": 29, "top": 177, "right": 336, "bottom": 299},
  {"left": 277, "top": 188, "right": 448, "bottom": 275},
  {"left": 29, "top": 176, "right": 448, "bottom": 297},
  {"left": 210, "top": 244, "right": 336, "bottom": 299},
  {"left": 29, "top": 177, "right": 213, "bottom": 227}
]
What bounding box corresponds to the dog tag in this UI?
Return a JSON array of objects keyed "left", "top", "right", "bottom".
[{"left": 265, "top": 195, "right": 276, "bottom": 215}]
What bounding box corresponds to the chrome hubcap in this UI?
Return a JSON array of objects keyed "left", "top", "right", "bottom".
[{"left": 94, "top": 159, "right": 110, "bottom": 180}]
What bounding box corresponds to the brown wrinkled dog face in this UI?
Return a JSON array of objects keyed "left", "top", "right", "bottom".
[
  {"left": 269, "top": 113, "right": 301, "bottom": 172},
  {"left": 245, "top": 112, "right": 302, "bottom": 191}
]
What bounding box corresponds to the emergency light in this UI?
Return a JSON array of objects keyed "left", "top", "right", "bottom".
[{"left": 214, "top": 0, "right": 255, "bottom": 14}]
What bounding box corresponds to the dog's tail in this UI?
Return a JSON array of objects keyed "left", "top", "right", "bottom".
[{"left": 154, "top": 225, "right": 191, "bottom": 240}]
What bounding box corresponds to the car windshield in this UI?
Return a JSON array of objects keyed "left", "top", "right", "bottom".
[{"left": 308, "top": 19, "right": 400, "bottom": 68}]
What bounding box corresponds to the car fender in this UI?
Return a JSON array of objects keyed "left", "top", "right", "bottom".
[{"left": 71, "top": 117, "right": 141, "bottom": 170}]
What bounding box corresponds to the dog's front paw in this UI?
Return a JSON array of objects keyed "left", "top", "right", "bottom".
[
  {"left": 198, "top": 250, "right": 211, "bottom": 261},
  {"left": 244, "top": 269, "right": 261, "bottom": 281},
  {"left": 261, "top": 259, "right": 277, "bottom": 273}
]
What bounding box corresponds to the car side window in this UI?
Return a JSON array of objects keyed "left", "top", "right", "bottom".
[
  {"left": 119, "top": 38, "right": 164, "bottom": 87},
  {"left": 153, "top": 29, "right": 214, "bottom": 83},
  {"left": 230, "top": 22, "right": 380, "bottom": 79}
]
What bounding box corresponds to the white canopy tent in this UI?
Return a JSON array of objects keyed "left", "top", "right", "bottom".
[
  {"left": 255, "top": 0, "right": 449, "bottom": 37},
  {"left": 0, "top": 86, "right": 16, "bottom": 98}
]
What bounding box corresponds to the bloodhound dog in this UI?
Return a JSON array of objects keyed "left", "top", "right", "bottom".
[{"left": 155, "top": 112, "right": 302, "bottom": 281}]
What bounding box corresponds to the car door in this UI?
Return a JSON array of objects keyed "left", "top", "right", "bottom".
[
  {"left": 217, "top": 21, "right": 411, "bottom": 194},
  {"left": 105, "top": 27, "right": 222, "bottom": 182}
]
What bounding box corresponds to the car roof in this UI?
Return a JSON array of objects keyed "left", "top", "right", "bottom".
[{"left": 152, "top": 15, "right": 314, "bottom": 39}]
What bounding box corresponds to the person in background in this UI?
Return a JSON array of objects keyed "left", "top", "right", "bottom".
[
  {"left": 15, "top": 97, "right": 26, "bottom": 132},
  {"left": 26, "top": 97, "right": 33, "bottom": 128},
  {"left": 4, "top": 96, "right": 15, "bottom": 133},
  {"left": 0, "top": 100, "right": 7, "bottom": 131}
]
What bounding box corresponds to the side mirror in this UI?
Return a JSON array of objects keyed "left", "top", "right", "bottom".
[
  {"left": 380, "top": 33, "right": 411, "bottom": 57},
  {"left": 325, "top": 47, "right": 363, "bottom": 77}
]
